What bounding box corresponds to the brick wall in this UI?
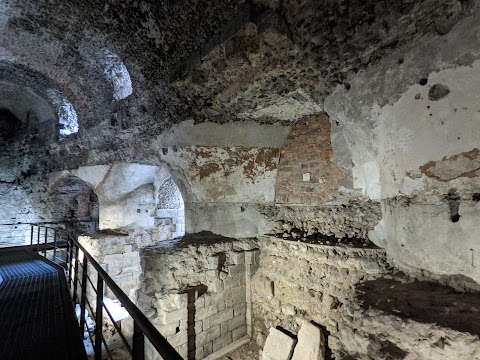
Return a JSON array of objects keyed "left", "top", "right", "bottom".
[{"left": 275, "top": 112, "right": 346, "bottom": 204}]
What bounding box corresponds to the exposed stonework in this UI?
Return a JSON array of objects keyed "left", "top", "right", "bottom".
[
  {"left": 338, "top": 278, "right": 480, "bottom": 359},
  {"left": 2, "top": 1, "right": 480, "bottom": 359},
  {"left": 416, "top": 148, "right": 480, "bottom": 182},
  {"left": 275, "top": 113, "right": 348, "bottom": 205},
  {"left": 138, "top": 232, "right": 258, "bottom": 359},
  {"left": 251, "top": 236, "right": 390, "bottom": 358},
  {"left": 260, "top": 200, "right": 381, "bottom": 245}
]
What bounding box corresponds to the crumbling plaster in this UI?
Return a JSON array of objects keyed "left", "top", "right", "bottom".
[{"left": 325, "top": 14, "right": 480, "bottom": 285}]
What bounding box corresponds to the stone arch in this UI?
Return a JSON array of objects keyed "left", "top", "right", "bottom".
[
  {"left": 97, "top": 49, "right": 133, "bottom": 101},
  {"left": 156, "top": 176, "right": 186, "bottom": 238},
  {"left": 47, "top": 89, "right": 79, "bottom": 137},
  {"left": 51, "top": 175, "right": 99, "bottom": 233}
]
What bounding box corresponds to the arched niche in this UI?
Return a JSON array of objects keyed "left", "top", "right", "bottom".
[
  {"left": 49, "top": 163, "right": 190, "bottom": 236},
  {"left": 156, "top": 176, "right": 186, "bottom": 239},
  {"left": 51, "top": 176, "right": 99, "bottom": 233}
]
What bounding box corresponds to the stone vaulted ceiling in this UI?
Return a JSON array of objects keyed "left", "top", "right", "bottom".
[{"left": 0, "top": 0, "right": 476, "bottom": 171}]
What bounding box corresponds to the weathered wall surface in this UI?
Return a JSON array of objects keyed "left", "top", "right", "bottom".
[
  {"left": 137, "top": 234, "right": 258, "bottom": 359},
  {"left": 161, "top": 145, "right": 279, "bottom": 203},
  {"left": 275, "top": 112, "right": 349, "bottom": 205},
  {"left": 251, "top": 237, "right": 480, "bottom": 359},
  {"left": 251, "top": 236, "right": 389, "bottom": 358},
  {"left": 324, "top": 14, "right": 480, "bottom": 286}
]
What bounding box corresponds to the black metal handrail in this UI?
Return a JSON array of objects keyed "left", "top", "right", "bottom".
[{"left": 29, "top": 224, "right": 182, "bottom": 360}]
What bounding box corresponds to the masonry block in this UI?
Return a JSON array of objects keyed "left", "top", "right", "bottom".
[
  {"left": 229, "top": 314, "right": 245, "bottom": 331},
  {"left": 157, "top": 308, "right": 187, "bottom": 325},
  {"left": 228, "top": 251, "right": 245, "bottom": 265},
  {"left": 213, "top": 332, "right": 232, "bottom": 352},
  {"left": 232, "top": 325, "right": 247, "bottom": 341},
  {"left": 262, "top": 327, "right": 296, "bottom": 360},
  {"left": 196, "top": 325, "right": 221, "bottom": 346},
  {"left": 228, "top": 264, "right": 246, "bottom": 277},
  {"left": 157, "top": 293, "right": 188, "bottom": 312},
  {"left": 167, "top": 329, "right": 188, "bottom": 348},
  {"left": 209, "top": 308, "right": 234, "bottom": 327},
  {"left": 196, "top": 304, "right": 219, "bottom": 321},
  {"left": 157, "top": 321, "right": 181, "bottom": 337},
  {"left": 291, "top": 322, "right": 325, "bottom": 360}
]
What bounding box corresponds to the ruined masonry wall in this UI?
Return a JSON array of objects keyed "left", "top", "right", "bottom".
[
  {"left": 138, "top": 238, "right": 258, "bottom": 359},
  {"left": 251, "top": 236, "right": 389, "bottom": 358},
  {"left": 78, "top": 233, "right": 157, "bottom": 298}
]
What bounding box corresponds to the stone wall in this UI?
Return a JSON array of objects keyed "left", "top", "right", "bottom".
[
  {"left": 250, "top": 236, "right": 390, "bottom": 358},
  {"left": 136, "top": 233, "right": 258, "bottom": 359},
  {"left": 79, "top": 232, "right": 158, "bottom": 298}
]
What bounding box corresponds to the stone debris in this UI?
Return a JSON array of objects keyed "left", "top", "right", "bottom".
[
  {"left": 262, "top": 327, "right": 296, "bottom": 360},
  {"left": 291, "top": 322, "right": 325, "bottom": 360}
]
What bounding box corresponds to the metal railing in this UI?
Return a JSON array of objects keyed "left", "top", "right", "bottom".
[{"left": 27, "top": 224, "right": 183, "bottom": 360}]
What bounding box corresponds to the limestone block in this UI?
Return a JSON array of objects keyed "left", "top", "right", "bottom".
[
  {"left": 157, "top": 293, "right": 188, "bottom": 312},
  {"left": 210, "top": 279, "right": 225, "bottom": 293},
  {"left": 213, "top": 331, "right": 233, "bottom": 352},
  {"left": 204, "top": 341, "right": 213, "bottom": 356},
  {"left": 157, "top": 321, "right": 181, "bottom": 337},
  {"left": 196, "top": 295, "right": 205, "bottom": 309},
  {"left": 262, "top": 327, "right": 296, "bottom": 360},
  {"left": 167, "top": 329, "right": 188, "bottom": 348},
  {"left": 234, "top": 304, "right": 247, "bottom": 316},
  {"left": 291, "top": 322, "right": 325, "bottom": 360},
  {"left": 104, "top": 253, "right": 125, "bottom": 263},
  {"left": 221, "top": 322, "right": 230, "bottom": 334},
  {"left": 229, "top": 264, "right": 247, "bottom": 276},
  {"left": 209, "top": 308, "right": 234, "bottom": 327},
  {"left": 232, "top": 325, "right": 247, "bottom": 341},
  {"left": 229, "top": 251, "right": 245, "bottom": 265},
  {"left": 157, "top": 308, "right": 187, "bottom": 325},
  {"left": 196, "top": 304, "right": 219, "bottom": 321},
  {"left": 229, "top": 314, "right": 245, "bottom": 331},
  {"left": 196, "top": 325, "right": 221, "bottom": 346}
]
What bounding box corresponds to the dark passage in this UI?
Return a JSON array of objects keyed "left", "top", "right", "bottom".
[{"left": 0, "top": 248, "right": 86, "bottom": 360}]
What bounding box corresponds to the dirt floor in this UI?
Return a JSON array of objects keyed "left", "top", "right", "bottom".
[{"left": 357, "top": 278, "right": 480, "bottom": 334}]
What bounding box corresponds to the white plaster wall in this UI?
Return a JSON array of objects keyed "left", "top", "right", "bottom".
[{"left": 325, "top": 14, "right": 480, "bottom": 285}]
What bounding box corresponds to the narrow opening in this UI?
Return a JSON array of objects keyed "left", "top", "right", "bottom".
[{"left": 156, "top": 176, "right": 185, "bottom": 239}]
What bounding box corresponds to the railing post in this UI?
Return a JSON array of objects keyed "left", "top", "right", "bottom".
[
  {"left": 79, "top": 255, "right": 88, "bottom": 333},
  {"left": 53, "top": 230, "right": 57, "bottom": 263},
  {"left": 30, "top": 225, "right": 34, "bottom": 246},
  {"left": 73, "top": 246, "right": 80, "bottom": 303},
  {"left": 37, "top": 226, "right": 40, "bottom": 246},
  {"left": 43, "top": 227, "right": 48, "bottom": 257},
  {"left": 94, "top": 277, "right": 104, "bottom": 360},
  {"left": 68, "top": 239, "right": 74, "bottom": 285},
  {"left": 133, "top": 321, "right": 145, "bottom": 360}
]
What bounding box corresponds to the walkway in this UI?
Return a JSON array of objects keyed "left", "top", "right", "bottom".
[{"left": 0, "top": 248, "right": 87, "bottom": 359}]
